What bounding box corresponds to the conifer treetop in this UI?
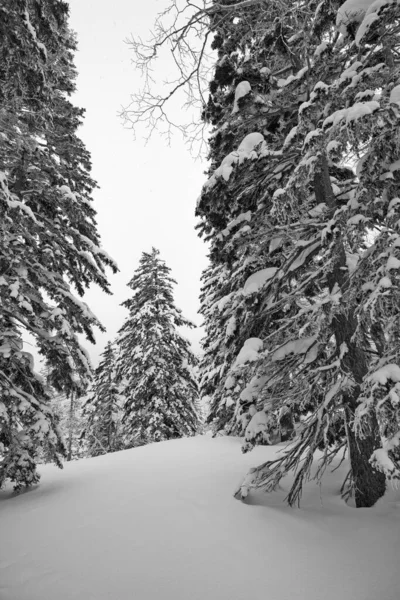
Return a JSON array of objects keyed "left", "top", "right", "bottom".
[
  {"left": 117, "top": 248, "right": 199, "bottom": 445},
  {"left": 122, "top": 247, "right": 195, "bottom": 330}
]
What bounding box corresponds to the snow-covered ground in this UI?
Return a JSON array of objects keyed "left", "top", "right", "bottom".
[{"left": 1, "top": 436, "right": 399, "bottom": 600}]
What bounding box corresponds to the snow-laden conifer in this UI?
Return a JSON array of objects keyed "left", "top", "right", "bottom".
[
  {"left": 196, "top": 0, "right": 400, "bottom": 506},
  {"left": 112, "top": 0, "right": 400, "bottom": 505},
  {"left": 197, "top": 0, "right": 305, "bottom": 439},
  {"left": 199, "top": 262, "right": 240, "bottom": 434},
  {"left": 81, "top": 342, "right": 123, "bottom": 457},
  {"left": 0, "top": 1, "right": 117, "bottom": 490},
  {"left": 117, "top": 249, "right": 199, "bottom": 445}
]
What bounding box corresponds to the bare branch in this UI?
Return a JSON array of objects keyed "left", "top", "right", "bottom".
[{"left": 121, "top": 0, "right": 281, "bottom": 153}]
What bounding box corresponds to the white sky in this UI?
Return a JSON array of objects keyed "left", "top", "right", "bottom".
[{"left": 66, "top": 0, "right": 209, "bottom": 365}]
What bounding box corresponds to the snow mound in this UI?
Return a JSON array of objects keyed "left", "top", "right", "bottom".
[
  {"left": 368, "top": 363, "right": 400, "bottom": 384},
  {"left": 356, "top": 0, "right": 398, "bottom": 44},
  {"left": 243, "top": 267, "right": 277, "bottom": 295},
  {"left": 336, "top": 0, "right": 375, "bottom": 35},
  {"left": 245, "top": 410, "right": 270, "bottom": 442},
  {"left": 370, "top": 431, "right": 400, "bottom": 480},
  {"left": 271, "top": 336, "right": 318, "bottom": 362},
  {"left": 232, "top": 81, "right": 251, "bottom": 113},
  {"left": 204, "top": 132, "right": 266, "bottom": 189},
  {"left": 323, "top": 101, "right": 380, "bottom": 128},
  {"left": 1, "top": 436, "right": 400, "bottom": 600},
  {"left": 240, "top": 375, "right": 268, "bottom": 402},
  {"left": 237, "top": 132, "right": 265, "bottom": 163},
  {"left": 390, "top": 84, "right": 400, "bottom": 106},
  {"left": 234, "top": 337, "right": 263, "bottom": 367}
]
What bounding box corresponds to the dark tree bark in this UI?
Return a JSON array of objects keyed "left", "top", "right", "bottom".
[
  {"left": 67, "top": 391, "right": 75, "bottom": 462},
  {"left": 314, "top": 155, "right": 386, "bottom": 507},
  {"left": 279, "top": 411, "right": 295, "bottom": 443}
]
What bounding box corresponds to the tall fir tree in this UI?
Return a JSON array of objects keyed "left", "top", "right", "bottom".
[
  {"left": 116, "top": 248, "right": 199, "bottom": 446},
  {"left": 0, "top": 1, "right": 117, "bottom": 489},
  {"left": 197, "top": 0, "right": 311, "bottom": 438},
  {"left": 194, "top": 0, "right": 400, "bottom": 506},
  {"left": 81, "top": 342, "right": 123, "bottom": 457}
]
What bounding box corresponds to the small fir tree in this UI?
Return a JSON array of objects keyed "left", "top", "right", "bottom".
[
  {"left": 81, "top": 342, "right": 123, "bottom": 457},
  {"left": 117, "top": 248, "right": 199, "bottom": 445}
]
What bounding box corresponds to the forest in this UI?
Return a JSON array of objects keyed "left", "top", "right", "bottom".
[{"left": 1, "top": 1, "right": 400, "bottom": 598}]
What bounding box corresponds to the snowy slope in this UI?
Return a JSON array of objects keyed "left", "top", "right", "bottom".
[{"left": 1, "top": 436, "right": 399, "bottom": 600}]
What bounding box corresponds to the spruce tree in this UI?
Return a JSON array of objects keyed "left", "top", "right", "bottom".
[
  {"left": 117, "top": 248, "right": 199, "bottom": 445},
  {"left": 199, "top": 261, "right": 245, "bottom": 435},
  {"left": 81, "top": 342, "right": 123, "bottom": 457},
  {"left": 196, "top": 0, "right": 396, "bottom": 506},
  {"left": 197, "top": 0, "right": 309, "bottom": 438},
  {"left": 0, "top": 1, "right": 117, "bottom": 489},
  {"left": 125, "top": 0, "right": 400, "bottom": 505}
]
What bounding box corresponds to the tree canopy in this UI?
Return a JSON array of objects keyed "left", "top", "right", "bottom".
[
  {"left": 128, "top": 0, "right": 400, "bottom": 507},
  {"left": 0, "top": 0, "right": 117, "bottom": 489},
  {"left": 116, "top": 248, "right": 199, "bottom": 445}
]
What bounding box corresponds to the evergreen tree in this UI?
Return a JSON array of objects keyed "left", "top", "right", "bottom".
[
  {"left": 124, "top": 0, "right": 400, "bottom": 506},
  {"left": 199, "top": 261, "right": 245, "bottom": 435},
  {"left": 197, "top": 0, "right": 310, "bottom": 438},
  {"left": 196, "top": 0, "right": 399, "bottom": 506},
  {"left": 0, "top": 1, "right": 117, "bottom": 490},
  {"left": 81, "top": 342, "right": 123, "bottom": 457},
  {"left": 49, "top": 390, "right": 84, "bottom": 462},
  {"left": 116, "top": 248, "right": 199, "bottom": 445}
]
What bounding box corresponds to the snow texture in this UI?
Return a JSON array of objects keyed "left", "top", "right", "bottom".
[
  {"left": 389, "top": 85, "right": 400, "bottom": 106},
  {"left": 370, "top": 432, "right": 400, "bottom": 479},
  {"left": 283, "top": 126, "right": 298, "bottom": 147},
  {"left": 368, "top": 364, "right": 400, "bottom": 384},
  {"left": 240, "top": 375, "right": 268, "bottom": 402},
  {"left": 272, "top": 336, "right": 317, "bottom": 362},
  {"left": 237, "top": 132, "right": 265, "bottom": 161},
  {"left": 243, "top": 267, "right": 277, "bottom": 295},
  {"left": 23, "top": 9, "right": 47, "bottom": 58},
  {"left": 234, "top": 338, "right": 263, "bottom": 367},
  {"left": 245, "top": 410, "right": 269, "bottom": 441},
  {"left": 277, "top": 66, "right": 308, "bottom": 88},
  {"left": 386, "top": 255, "right": 400, "bottom": 271},
  {"left": 289, "top": 241, "right": 320, "bottom": 272},
  {"left": 323, "top": 101, "right": 380, "bottom": 128},
  {"left": 1, "top": 437, "right": 400, "bottom": 600},
  {"left": 218, "top": 211, "right": 252, "bottom": 239},
  {"left": 204, "top": 133, "right": 266, "bottom": 189},
  {"left": 356, "top": 0, "right": 398, "bottom": 44},
  {"left": 336, "top": 0, "right": 376, "bottom": 35},
  {"left": 232, "top": 80, "right": 251, "bottom": 113}
]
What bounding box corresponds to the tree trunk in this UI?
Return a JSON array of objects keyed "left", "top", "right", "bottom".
[
  {"left": 67, "top": 391, "right": 75, "bottom": 462},
  {"left": 314, "top": 155, "right": 386, "bottom": 507},
  {"left": 345, "top": 401, "right": 385, "bottom": 506},
  {"left": 279, "top": 410, "right": 295, "bottom": 442}
]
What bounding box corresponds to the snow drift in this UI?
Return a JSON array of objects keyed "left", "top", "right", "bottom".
[{"left": 1, "top": 436, "right": 399, "bottom": 600}]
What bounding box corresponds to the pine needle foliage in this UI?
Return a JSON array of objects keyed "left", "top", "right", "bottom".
[
  {"left": 81, "top": 342, "right": 123, "bottom": 457},
  {"left": 0, "top": 1, "right": 117, "bottom": 490},
  {"left": 196, "top": 0, "right": 400, "bottom": 506},
  {"left": 117, "top": 248, "right": 199, "bottom": 445}
]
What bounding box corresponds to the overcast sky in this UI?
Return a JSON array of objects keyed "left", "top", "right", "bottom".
[{"left": 66, "top": 0, "right": 209, "bottom": 365}]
